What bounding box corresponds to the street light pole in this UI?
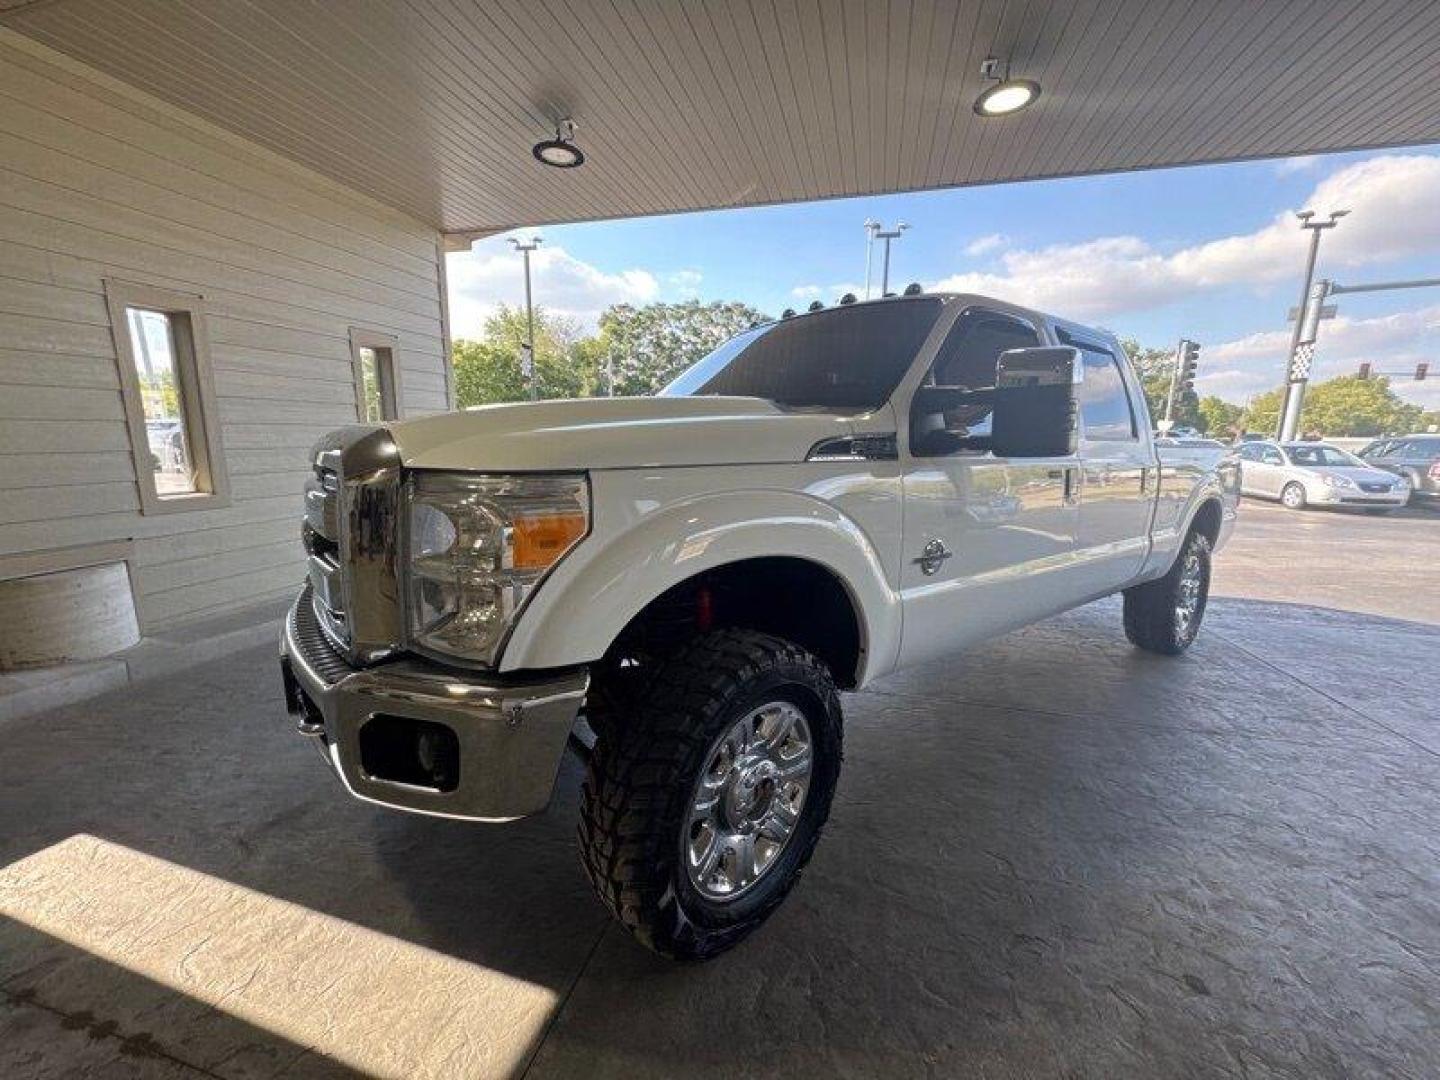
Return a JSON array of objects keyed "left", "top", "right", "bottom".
[
  {"left": 1277, "top": 210, "right": 1347, "bottom": 440},
  {"left": 869, "top": 221, "right": 908, "bottom": 297},
  {"left": 863, "top": 219, "right": 878, "bottom": 300},
  {"left": 510, "top": 235, "right": 542, "bottom": 400}
]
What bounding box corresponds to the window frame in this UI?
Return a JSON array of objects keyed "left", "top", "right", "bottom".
[
  {"left": 105, "top": 280, "right": 230, "bottom": 516},
  {"left": 349, "top": 328, "right": 403, "bottom": 422},
  {"left": 908, "top": 303, "right": 1044, "bottom": 458},
  {"left": 1057, "top": 330, "right": 1139, "bottom": 442}
]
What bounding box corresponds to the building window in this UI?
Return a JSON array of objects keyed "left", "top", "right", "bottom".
[
  {"left": 105, "top": 281, "right": 229, "bottom": 515},
  {"left": 350, "top": 329, "right": 402, "bottom": 422}
]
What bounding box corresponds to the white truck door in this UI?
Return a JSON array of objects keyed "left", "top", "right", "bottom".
[
  {"left": 1067, "top": 337, "right": 1154, "bottom": 593},
  {"left": 898, "top": 306, "right": 1080, "bottom": 670}
]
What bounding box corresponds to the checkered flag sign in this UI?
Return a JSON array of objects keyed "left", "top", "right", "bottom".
[{"left": 1288, "top": 342, "right": 1315, "bottom": 382}]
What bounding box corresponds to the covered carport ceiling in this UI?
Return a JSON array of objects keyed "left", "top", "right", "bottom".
[{"left": 4, "top": 0, "right": 1439, "bottom": 239}]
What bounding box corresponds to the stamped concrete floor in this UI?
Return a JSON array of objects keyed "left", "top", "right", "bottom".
[{"left": 2, "top": 508, "right": 1438, "bottom": 1078}]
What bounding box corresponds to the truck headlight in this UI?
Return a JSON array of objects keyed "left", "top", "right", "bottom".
[{"left": 404, "top": 472, "right": 589, "bottom": 664}]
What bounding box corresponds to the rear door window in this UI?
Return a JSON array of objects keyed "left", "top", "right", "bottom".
[{"left": 1072, "top": 347, "right": 1138, "bottom": 441}]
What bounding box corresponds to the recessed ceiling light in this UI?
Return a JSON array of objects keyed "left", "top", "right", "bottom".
[
  {"left": 533, "top": 118, "right": 585, "bottom": 169},
  {"left": 973, "top": 78, "right": 1040, "bottom": 117}
]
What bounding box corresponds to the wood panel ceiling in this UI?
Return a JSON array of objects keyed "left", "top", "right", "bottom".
[{"left": 5, "top": 0, "right": 1439, "bottom": 237}]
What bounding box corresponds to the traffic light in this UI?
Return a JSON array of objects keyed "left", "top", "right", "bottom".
[
  {"left": 1177, "top": 339, "right": 1200, "bottom": 393},
  {"left": 1358, "top": 362, "right": 1371, "bottom": 380},
  {"left": 1419, "top": 362, "right": 1430, "bottom": 381}
]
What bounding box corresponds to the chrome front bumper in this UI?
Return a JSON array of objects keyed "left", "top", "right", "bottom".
[{"left": 280, "top": 588, "right": 587, "bottom": 822}]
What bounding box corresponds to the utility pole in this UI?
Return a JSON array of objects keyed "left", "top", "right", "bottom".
[
  {"left": 864, "top": 220, "right": 908, "bottom": 298},
  {"left": 1277, "top": 210, "right": 1347, "bottom": 441},
  {"left": 510, "top": 235, "right": 542, "bottom": 400}
]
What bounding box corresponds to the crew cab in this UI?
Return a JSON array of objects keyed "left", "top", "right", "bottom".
[{"left": 280, "top": 292, "right": 1237, "bottom": 959}]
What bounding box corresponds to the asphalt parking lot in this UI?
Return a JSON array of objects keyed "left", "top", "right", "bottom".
[
  {"left": 1213, "top": 496, "right": 1439, "bottom": 625},
  {"left": 2, "top": 502, "right": 1437, "bottom": 1079}
]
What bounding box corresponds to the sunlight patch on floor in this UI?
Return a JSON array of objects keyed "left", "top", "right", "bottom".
[{"left": 0, "top": 834, "right": 558, "bottom": 1079}]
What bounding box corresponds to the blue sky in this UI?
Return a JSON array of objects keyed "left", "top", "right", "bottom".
[{"left": 448, "top": 146, "right": 1440, "bottom": 408}]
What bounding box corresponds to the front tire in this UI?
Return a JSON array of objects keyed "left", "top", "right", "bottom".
[
  {"left": 578, "top": 629, "right": 842, "bottom": 960},
  {"left": 1123, "top": 530, "right": 1212, "bottom": 655},
  {"left": 1281, "top": 482, "right": 1308, "bottom": 510}
]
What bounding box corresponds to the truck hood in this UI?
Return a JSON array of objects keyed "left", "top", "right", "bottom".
[{"left": 388, "top": 396, "right": 883, "bottom": 471}]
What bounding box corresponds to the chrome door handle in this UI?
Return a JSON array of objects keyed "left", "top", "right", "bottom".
[{"left": 914, "top": 538, "right": 953, "bottom": 576}]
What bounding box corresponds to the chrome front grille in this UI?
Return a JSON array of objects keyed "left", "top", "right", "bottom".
[
  {"left": 303, "top": 457, "right": 348, "bottom": 651},
  {"left": 300, "top": 426, "right": 404, "bottom": 665}
]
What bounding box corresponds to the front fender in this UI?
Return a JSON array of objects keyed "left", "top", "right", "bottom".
[{"left": 498, "top": 485, "right": 901, "bottom": 686}]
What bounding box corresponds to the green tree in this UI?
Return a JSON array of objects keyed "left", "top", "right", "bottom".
[
  {"left": 1196, "top": 395, "right": 1244, "bottom": 437},
  {"left": 1294, "top": 375, "right": 1422, "bottom": 437},
  {"left": 1241, "top": 375, "right": 1422, "bottom": 437},
  {"left": 1242, "top": 386, "right": 1284, "bottom": 436},
  {"left": 593, "top": 300, "right": 768, "bottom": 396},
  {"left": 452, "top": 305, "right": 600, "bottom": 407},
  {"left": 1118, "top": 337, "right": 1201, "bottom": 430}
]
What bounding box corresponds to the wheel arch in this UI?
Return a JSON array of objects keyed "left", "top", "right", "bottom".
[
  {"left": 1189, "top": 495, "right": 1224, "bottom": 545},
  {"left": 498, "top": 489, "right": 901, "bottom": 687}
]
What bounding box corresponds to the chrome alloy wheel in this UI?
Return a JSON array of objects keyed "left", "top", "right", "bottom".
[
  {"left": 1175, "top": 546, "right": 1204, "bottom": 638},
  {"left": 684, "top": 701, "right": 813, "bottom": 902}
]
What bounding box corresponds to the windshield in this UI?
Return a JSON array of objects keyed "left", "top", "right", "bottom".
[
  {"left": 1284, "top": 445, "right": 1367, "bottom": 468},
  {"left": 661, "top": 298, "right": 944, "bottom": 410}
]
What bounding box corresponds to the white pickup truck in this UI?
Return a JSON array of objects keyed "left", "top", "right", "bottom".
[{"left": 281, "top": 292, "right": 1237, "bottom": 959}]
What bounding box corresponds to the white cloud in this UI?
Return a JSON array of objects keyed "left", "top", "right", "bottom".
[
  {"left": 963, "top": 233, "right": 1008, "bottom": 257},
  {"left": 1273, "top": 155, "right": 1320, "bottom": 176},
  {"left": 1210, "top": 305, "right": 1440, "bottom": 365},
  {"left": 933, "top": 154, "right": 1440, "bottom": 319},
  {"left": 667, "top": 269, "right": 703, "bottom": 296},
  {"left": 790, "top": 282, "right": 865, "bottom": 303},
  {"left": 446, "top": 240, "right": 658, "bottom": 337},
  {"left": 1201, "top": 303, "right": 1440, "bottom": 407}
]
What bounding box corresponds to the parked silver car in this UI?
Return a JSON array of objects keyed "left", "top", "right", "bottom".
[{"left": 1231, "top": 440, "right": 1410, "bottom": 512}]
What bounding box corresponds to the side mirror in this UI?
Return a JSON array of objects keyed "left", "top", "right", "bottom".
[{"left": 990, "top": 346, "right": 1081, "bottom": 458}]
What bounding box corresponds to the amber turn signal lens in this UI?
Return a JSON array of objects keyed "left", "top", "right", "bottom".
[{"left": 512, "top": 512, "right": 587, "bottom": 570}]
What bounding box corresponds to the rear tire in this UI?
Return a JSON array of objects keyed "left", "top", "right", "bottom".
[
  {"left": 578, "top": 629, "right": 842, "bottom": 960},
  {"left": 1280, "top": 482, "right": 1307, "bottom": 510},
  {"left": 1123, "top": 531, "right": 1212, "bottom": 655}
]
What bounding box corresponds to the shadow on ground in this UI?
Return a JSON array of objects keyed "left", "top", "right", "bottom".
[{"left": 2, "top": 595, "right": 1438, "bottom": 1078}]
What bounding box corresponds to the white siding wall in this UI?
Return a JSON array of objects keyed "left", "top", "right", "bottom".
[{"left": 0, "top": 30, "right": 451, "bottom": 629}]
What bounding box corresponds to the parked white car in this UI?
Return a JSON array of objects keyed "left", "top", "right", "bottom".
[
  {"left": 1230, "top": 440, "right": 1410, "bottom": 512},
  {"left": 281, "top": 293, "right": 1238, "bottom": 959}
]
